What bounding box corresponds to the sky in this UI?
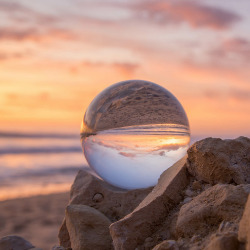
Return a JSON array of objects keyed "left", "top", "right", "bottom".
[{"left": 0, "top": 0, "right": 250, "bottom": 137}]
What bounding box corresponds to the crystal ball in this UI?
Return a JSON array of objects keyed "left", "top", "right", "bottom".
[{"left": 81, "top": 80, "right": 190, "bottom": 189}]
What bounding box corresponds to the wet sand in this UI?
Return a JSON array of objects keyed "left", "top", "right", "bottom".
[{"left": 0, "top": 192, "right": 69, "bottom": 250}]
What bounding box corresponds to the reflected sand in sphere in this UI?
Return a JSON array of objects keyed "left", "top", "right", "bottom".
[{"left": 81, "top": 80, "right": 190, "bottom": 189}]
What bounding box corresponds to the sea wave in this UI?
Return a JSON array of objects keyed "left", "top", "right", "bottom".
[
  {"left": 0, "top": 165, "right": 91, "bottom": 184},
  {"left": 0, "top": 146, "right": 82, "bottom": 155},
  {"left": 0, "top": 131, "right": 79, "bottom": 139}
]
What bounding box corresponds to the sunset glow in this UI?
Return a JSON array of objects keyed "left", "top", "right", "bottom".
[{"left": 1, "top": 0, "right": 250, "bottom": 137}]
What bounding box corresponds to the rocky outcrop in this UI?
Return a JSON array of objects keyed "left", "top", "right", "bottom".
[
  {"left": 205, "top": 232, "right": 239, "bottom": 250},
  {"left": 152, "top": 240, "right": 179, "bottom": 250},
  {"left": 238, "top": 194, "right": 250, "bottom": 250},
  {"left": 69, "top": 169, "right": 152, "bottom": 221},
  {"left": 65, "top": 204, "right": 112, "bottom": 250},
  {"left": 176, "top": 184, "right": 250, "bottom": 237},
  {"left": 110, "top": 156, "right": 188, "bottom": 250},
  {"left": 57, "top": 136, "right": 250, "bottom": 250},
  {"left": 52, "top": 246, "right": 65, "bottom": 250},
  {"left": 58, "top": 221, "right": 70, "bottom": 249},
  {"left": 59, "top": 169, "right": 152, "bottom": 248},
  {"left": 186, "top": 136, "right": 250, "bottom": 184},
  {"left": 0, "top": 235, "right": 34, "bottom": 250}
]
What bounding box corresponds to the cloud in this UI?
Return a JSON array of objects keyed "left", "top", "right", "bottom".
[
  {"left": 0, "top": 28, "right": 38, "bottom": 41},
  {"left": 0, "top": 1, "right": 57, "bottom": 24},
  {"left": 133, "top": 0, "right": 241, "bottom": 30},
  {"left": 229, "top": 89, "right": 250, "bottom": 101},
  {"left": 209, "top": 37, "right": 250, "bottom": 64},
  {"left": 0, "top": 51, "right": 30, "bottom": 61},
  {"left": 204, "top": 88, "right": 250, "bottom": 102},
  {"left": 0, "top": 2, "right": 77, "bottom": 42},
  {"left": 111, "top": 62, "right": 139, "bottom": 75},
  {"left": 204, "top": 90, "right": 221, "bottom": 99},
  {"left": 223, "top": 38, "right": 250, "bottom": 57},
  {"left": 79, "top": 61, "right": 139, "bottom": 75},
  {"left": 0, "top": 1, "right": 30, "bottom": 13},
  {"left": 0, "top": 27, "right": 76, "bottom": 42}
]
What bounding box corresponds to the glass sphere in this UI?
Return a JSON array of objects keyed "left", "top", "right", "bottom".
[{"left": 81, "top": 80, "right": 190, "bottom": 189}]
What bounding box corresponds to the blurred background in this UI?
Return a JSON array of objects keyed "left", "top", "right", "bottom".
[{"left": 0, "top": 0, "right": 250, "bottom": 201}]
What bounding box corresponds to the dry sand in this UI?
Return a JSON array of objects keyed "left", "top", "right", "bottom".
[{"left": 0, "top": 192, "right": 69, "bottom": 250}]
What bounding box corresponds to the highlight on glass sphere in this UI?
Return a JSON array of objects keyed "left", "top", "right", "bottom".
[{"left": 80, "top": 80, "right": 190, "bottom": 189}]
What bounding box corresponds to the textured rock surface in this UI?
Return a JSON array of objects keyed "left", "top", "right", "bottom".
[
  {"left": 59, "top": 169, "right": 152, "bottom": 248},
  {"left": 204, "top": 233, "right": 239, "bottom": 250},
  {"left": 57, "top": 137, "right": 250, "bottom": 250},
  {"left": 58, "top": 221, "right": 70, "bottom": 249},
  {"left": 238, "top": 194, "right": 250, "bottom": 250},
  {"left": 110, "top": 156, "right": 188, "bottom": 250},
  {"left": 176, "top": 184, "right": 250, "bottom": 237},
  {"left": 65, "top": 204, "right": 112, "bottom": 250},
  {"left": 51, "top": 246, "right": 65, "bottom": 250},
  {"left": 152, "top": 240, "right": 179, "bottom": 250},
  {"left": 69, "top": 170, "right": 152, "bottom": 221},
  {"left": 0, "top": 235, "right": 34, "bottom": 250},
  {"left": 186, "top": 136, "right": 250, "bottom": 184}
]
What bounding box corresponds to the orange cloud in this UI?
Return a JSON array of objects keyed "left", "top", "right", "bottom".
[
  {"left": 80, "top": 61, "right": 139, "bottom": 75},
  {"left": 0, "top": 52, "right": 26, "bottom": 61}
]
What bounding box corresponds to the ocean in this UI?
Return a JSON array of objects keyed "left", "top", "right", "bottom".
[
  {"left": 0, "top": 131, "right": 89, "bottom": 201},
  {"left": 0, "top": 130, "right": 202, "bottom": 201}
]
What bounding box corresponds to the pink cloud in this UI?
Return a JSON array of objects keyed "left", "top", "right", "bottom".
[
  {"left": 209, "top": 37, "right": 250, "bottom": 63},
  {"left": 0, "top": 27, "right": 77, "bottom": 42},
  {"left": 133, "top": 0, "right": 241, "bottom": 30},
  {"left": 80, "top": 61, "right": 139, "bottom": 75},
  {"left": 0, "top": 1, "right": 57, "bottom": 24}
]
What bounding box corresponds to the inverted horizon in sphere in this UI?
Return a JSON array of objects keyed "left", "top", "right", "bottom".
[{"left": 81, "top": 80, "right": 190, "bottom": 189}]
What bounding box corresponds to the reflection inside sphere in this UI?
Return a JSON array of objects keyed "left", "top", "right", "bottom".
[{"left": 81, "top": 80, "right": 190, "bottom": 189}]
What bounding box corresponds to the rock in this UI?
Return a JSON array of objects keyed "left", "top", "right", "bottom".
[
  {"left": 59, "top": 169, "right": 152, "bottom": 248},
  {"left": 144, "top": 237, "right": 155, "bottom": 249},
  {"left": 145, "top": 237, "right": 153, "bottom": 243},
  {"left": 153, "top": 240, "right": 179, "bottom": 250},
  {"left": 0, "top": 235, "right": 34, "bottom": 250},
  {"left": 176, "top": 184, "right": 250, "bottom": 237},
  {"left": 110, "top": 156, "right": 188, "bottom": 250},
  {"left": 69, "top": 170, "right": 152, "bottom": 221},
  {"left": 192, "top": 181, "right": 202, "bottom": 191},
  {"left": 218, "top": 221, "right": 233, "bottom": 233},
  {"left": 238, "top": 194, "right": 250, "bottom": 249},
  {"left": 65, "top": 204, "right": 112, "bottom": 250},
  {"left": 190, "top": 235, "right": 201, "bottom": 243},
  {"left": 144, "top": 239, "right": 155, "bottom": 250},
  {"left": 92, "top": 193, "right": 104, "bottom": 202},
  {"left": 52, "top": 246, "right": 65, "bottom": 250},
  {"left": 205, "top": 233, "right": 239, "bottom": 250},
  {"left": 58, "top": 220, "right": 71, "bottom": 249},
  {"left": 186, "top": 137, "right": 250, "bottom": 184},
  {"left": 185, "top": 189, "right": 194, "bottom": 197},
  {"left": 183, "top": 197, "right": 192, "bottom": 204}
]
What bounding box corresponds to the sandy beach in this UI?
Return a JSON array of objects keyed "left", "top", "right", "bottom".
[{"left": 0, "top": 192, "right": 69, "bottom": 250}]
